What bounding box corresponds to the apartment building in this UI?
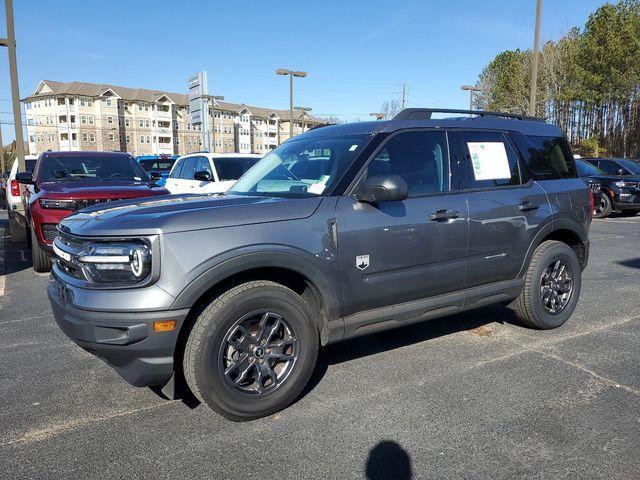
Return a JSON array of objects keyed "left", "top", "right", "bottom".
[{"left": 23, "top": 80, "right": 325, "bottom": 156}]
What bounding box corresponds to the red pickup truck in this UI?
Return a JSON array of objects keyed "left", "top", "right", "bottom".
[{"left": 16, "top": 151, "right": 169, "bottom": 272}]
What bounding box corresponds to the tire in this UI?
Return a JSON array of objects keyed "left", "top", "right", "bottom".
[
  {"left": 511, "top": 240, "right": 581, "bottom": 329},
  {"left": 8, "top": 215, "right": 26, "bottom": 243},
  {"left": 31, "top": 227, "right": 52, "bottom": 273},
  {"left": 593, "top": 193, "right": 612, "bottom": 218},
  {"left": 184, "top": 280, "right": 319, "bottom": 421}
]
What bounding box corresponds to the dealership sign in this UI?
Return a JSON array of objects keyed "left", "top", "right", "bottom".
[{"left": 188, "top": 71, "right": 208, "bottom": 126}]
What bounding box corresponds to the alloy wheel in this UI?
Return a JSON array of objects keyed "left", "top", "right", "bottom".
[
  {"left": 540, "top": 259, "right": 573, "bottom": 314},
  {"left": 219, "top": 311, "right": 298, "bottom": 395}
]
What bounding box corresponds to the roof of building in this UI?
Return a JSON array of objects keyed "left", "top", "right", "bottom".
[{"left": 25, "top": 80, "right": 325, "bottom": 123}]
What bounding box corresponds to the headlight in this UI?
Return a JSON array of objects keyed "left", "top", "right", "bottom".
[
  {"left": 40, "top": 199, "right": 75, "bottom": 209},
  {"left": 614, "top": 180, "right": 636, "bottom": 188},
  {"left": 77, "top": 241, "right": 151, "bottom": 284}
]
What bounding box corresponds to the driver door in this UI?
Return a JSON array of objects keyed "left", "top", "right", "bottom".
[{"left": 336, "top": 130, "right": 469, "bottom": 321}]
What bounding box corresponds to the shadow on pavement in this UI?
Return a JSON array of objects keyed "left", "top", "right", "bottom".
[
  {"left": 1, "top": 216, "right": 33, "bottom": 275},
  {"left": 365, "top": 440, "right": 413, "bottom": 479},
  {"left": 617, "top": 257, "right": 640, "bottom": 269}
]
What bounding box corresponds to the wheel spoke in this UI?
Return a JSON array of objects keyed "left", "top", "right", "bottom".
[{"left": 224, "top": 354, "right": 253, "bottom": 385}]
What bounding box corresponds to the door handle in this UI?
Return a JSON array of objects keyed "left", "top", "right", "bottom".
[
  {"left": 429, "top": 209, "right": 459, "bottom": 221},
  {"left": 518, "top": 201, "right": 540, "bottom": 212}
]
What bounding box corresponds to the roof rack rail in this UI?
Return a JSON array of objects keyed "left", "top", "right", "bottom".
[{"left": 393, "top": 108, "right": 544, "bottom": 122}]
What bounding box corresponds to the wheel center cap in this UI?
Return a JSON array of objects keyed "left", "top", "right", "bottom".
[{"left": 254, "top": 347, "right": 265, "bottom": 358}]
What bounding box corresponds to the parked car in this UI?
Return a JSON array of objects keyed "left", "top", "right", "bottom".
[
  {"left": 164, "top": 153, "right": 261, "bottom": 194},
  {"left": 578, "top": 158, "right": 640, "bottom": 218},
  {"left": 573, "top": 160, "right": 603, "bottom": 216},
  {"left": 5, "top": 155, "right": 38, "bottom": 241},
  {"left": 16, "top": 151, "right": 170, "bottom": 272},
  {"left": 137, "top": 154, "right": 177, "bottom": 187},
  {"left": 49, "top": 108, "right": 591, "bottom": 420}
]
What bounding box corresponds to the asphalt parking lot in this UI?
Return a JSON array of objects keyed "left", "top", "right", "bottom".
[{"left": 0, "top": 210, "right": 639, "bottom": 479}]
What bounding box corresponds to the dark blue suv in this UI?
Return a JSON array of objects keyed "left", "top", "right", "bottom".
[{"left": 48, "top": 108, "right": 591, "bottom": 420}]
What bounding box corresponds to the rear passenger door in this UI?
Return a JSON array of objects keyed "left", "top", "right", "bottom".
[{"left": 450, "top": 130, "right": 550, "bottom": 288}]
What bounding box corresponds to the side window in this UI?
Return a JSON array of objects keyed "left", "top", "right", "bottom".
[
  {"left": 194, "top": 156, "right": 213, "bottom": 177},
  {"left": 365, "top": 131, "right": 449, "bottom": 197},
  {"left": 512, "top": 134, "right": 577, "bottom": 180},
  {"left": 169, "top": 158, "right": 184, "bottom": 178},
  {"left": 598, "top": 160, "right": 623, "bottom": 175},
  {"left": 179, "top": 157, "right": 198, "bottom": 180},
  {"left": 459, "top": 131, "right": 521, "bottom": 189}
]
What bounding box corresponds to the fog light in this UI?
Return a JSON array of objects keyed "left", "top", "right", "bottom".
[{"left": 153, "top": 320, "right": 176, "bottom": 332}]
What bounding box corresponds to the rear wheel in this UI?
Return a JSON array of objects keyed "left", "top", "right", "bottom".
[
  {"left": 593, "top": 193, "right": 612, "bottom": 218},
  {"left": 31, "top": 227, "right": 52, "bottom": 273},
  {"left": 511, "top": 240, "right": 581, "bottom": 329},
  {"left": 183, "top": 280, "right": 318, "bottom": 421}
]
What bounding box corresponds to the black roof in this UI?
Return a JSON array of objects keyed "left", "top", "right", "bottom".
[{"left": 298, "top": 108, "right": 563, "bottom": 140}]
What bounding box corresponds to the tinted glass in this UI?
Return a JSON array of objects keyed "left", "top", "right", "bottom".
[
  {"left": 460, "top": 131, "right": 521, "bottom": 189},
  {"left": 514, "top": 135, "right": 577, "bottom": 180},
  {"left": 597, "top": 160, "right": 622, "bottom": 175},
  {"left": 615, "top": 159, "right": 640, "bottom": 174},
  {"left": 215, "top": 157, "right": 260, "bottom": 181},
  {"left": 230, "top": 134, "right": 369, "bottom": 197},
  {"left": 365, "top": 131, "right": 449, "bottom": 196},
  {"left": 139, "top": 159, "right": 174, "bottom": 172},
  {"left": 575, "top": 159, "right": 603, "bottom": 176},
  {"left": 179, "top": 157, "right": 199, "bottom": 180},
  {"left": 38, "top": 155, "right": 148, "bottom": 182},
  {"left": 194, "top": 156, "right": 212, "bottom": 176},
  {"left": 169, "top": 158, "right": 184, "bottom": 178},
  {"left": 25, "top": 159, "right": 37, "bottom": 172}
]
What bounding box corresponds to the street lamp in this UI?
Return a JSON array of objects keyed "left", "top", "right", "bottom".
[
  {"left": 460, "top": 85, "right": 484, "bottom": 111},
  {"left": 276, "top": 68, "right": 307, "bottom": 138}
]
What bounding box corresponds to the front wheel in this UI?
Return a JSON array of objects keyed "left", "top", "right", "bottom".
[
  {"left": 31, "top": 227, "right": 52, "bottom": 273},
  {"left": 183, "top": 281, "right": 319, "bottom": 421},
  {"left": 593, "top": 193, "right": 612, "bottom": 218},
  {"left": 511, "top": 240, "right": 581, "bottom": 329}
]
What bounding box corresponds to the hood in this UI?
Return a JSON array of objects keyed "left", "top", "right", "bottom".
[
  {"left": 58, "top": 194, "right": 323, "bottom": 236},
  {"left": 40, "top": 180, "right": 167, "bottom": 199}
]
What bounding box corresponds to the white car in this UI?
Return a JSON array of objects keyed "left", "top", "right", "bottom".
[
  {"left": 5, "top": 155, "right": 38, "bottom": 241},
  {"left": 164, "top": 153, "right": 262, "bottom": 194}
]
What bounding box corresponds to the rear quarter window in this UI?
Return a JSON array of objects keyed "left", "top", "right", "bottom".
[{"left": 511, "top": 134, "right": 577, "bottom": 180}]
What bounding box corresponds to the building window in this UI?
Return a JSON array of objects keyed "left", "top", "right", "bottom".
[
  {"left": 88, "top": 115, "right": 94, "bottom": 125},
  {"left": 107, "top": 116, "right": 113, "bottom": 124},
  {"left": 89, "top": 133, "right": 95, "bottom": 142},
  {"left": 82, "top": 133, "right": 88, "bottom": 142},
  {"left": 26, "top": 102, "right": 32, "bottom": 110},
  {"left": 126, "top": 134, "right": 131, "bottom": 143},
  {"left": 108, "top": 133, "right": 115, "bottom": 141},
  {"left": 125, "top": 118, "right": 130, "bottom": 127},
  {"left": 105, "top": 98, "right": 113, "bottom": 107}
]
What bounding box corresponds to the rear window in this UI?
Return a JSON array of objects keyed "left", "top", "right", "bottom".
[
  {"left": 139, "top": 159, "right": 174, "bottom": 172},
  {"left": 215, "top": 157, "right": 260, "bottom": 181},
  {"left": 512, "top": 135, "right": 577, "bottom": 180}
]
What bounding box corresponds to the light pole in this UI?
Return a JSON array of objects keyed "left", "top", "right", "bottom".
[
  {"left": 206, "top": 94, "right": 224, "bottom": 152},
  {"left": 276, "top": 68, "right": 307, "bottom": 139},
  {"left": 529, "top": 0, "right": 543, "bottom": 116},
  {"left": 461, "top": 85, "right": 484, "bottom": 111},
  {"left": 0, "top": 0, "right": 25, "bottom": 171}
]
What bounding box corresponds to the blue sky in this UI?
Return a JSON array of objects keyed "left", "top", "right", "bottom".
[{"left": 1, "top": 0, "right": 606, "bottom": 142}]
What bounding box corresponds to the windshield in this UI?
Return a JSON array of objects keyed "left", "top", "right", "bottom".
[
  {"left": 39, "top": 154, "right": 149, "bottom": 182},
  {"left": 576, "top": 159, "right": 603, "bottom": 176},
  {"left": 139, "top": 159, "right": 175, "bottom": 172},
  {"left": 230, "top": 134, "right": 370, "bottom": 197},
  {"left": 617, "top": 159, "right": 640, "bottom": 174}
]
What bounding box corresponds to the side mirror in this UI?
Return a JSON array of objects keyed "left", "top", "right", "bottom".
[
  {"left": 16, "top": 171, "right": 34, "bottom": 184},
  {"left": 617, "top": 168, "right": 627, "bottom": 175},
  {"left": 194, "top": 170, "right": 212, "bottom": 182},
  {"left": 355, "top": 174, "right": 408, "bottom": 203},
  {"left": 149, "top": 171, "right": 162, "bottom": 182}
]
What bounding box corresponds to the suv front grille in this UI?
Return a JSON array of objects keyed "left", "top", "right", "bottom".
[{"left": 54, "top": 232, "right": 87, "bottom": 280}]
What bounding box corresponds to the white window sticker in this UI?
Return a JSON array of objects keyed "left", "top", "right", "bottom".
[{"left": 467, "top": 142, "right": 511, "bottom": 181}]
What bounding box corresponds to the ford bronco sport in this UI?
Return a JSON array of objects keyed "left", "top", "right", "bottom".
[{"left": 49, "top": 109, "right": 591, "bottom": 421}]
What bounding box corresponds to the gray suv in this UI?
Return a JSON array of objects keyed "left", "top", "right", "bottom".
[{"left": 49, "top": 108, "right": 592, "bottom": 420}]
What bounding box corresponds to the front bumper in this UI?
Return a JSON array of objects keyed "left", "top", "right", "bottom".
[
  {"left": 48, "top": 280, "right": 190, "bottom": 387},
  {"left": 612, "top": 190, "right": 640, "bottom": 210}
]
